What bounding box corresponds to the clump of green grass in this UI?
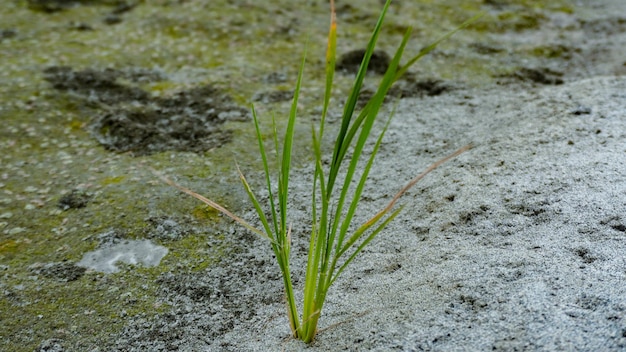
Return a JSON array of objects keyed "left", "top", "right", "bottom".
[{"left": 157, "top": 0, "right": 479, "bottom": 343}]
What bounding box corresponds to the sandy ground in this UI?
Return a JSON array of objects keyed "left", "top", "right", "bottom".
[{"left": 1, "top": 0, "right": 625, "bottom": 351}]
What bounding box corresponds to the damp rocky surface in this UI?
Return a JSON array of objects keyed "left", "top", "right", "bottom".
[
  {"left": 42, "top": 66, "right": 248, "bottom": 155},
  {"left": 1, "top": 0, "right": 625, "bottom": 351}
]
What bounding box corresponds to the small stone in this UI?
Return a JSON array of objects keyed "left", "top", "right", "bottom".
[
  {"left": 0, "top": 29, "right": 17, "bottom": 40},
  {"left": 8, "top": 227, "right": 26, "bottom": 235},
  {"left": 32, "top": 262, "right": 86, "bottom": 282},
  {"left": 570, "top": 105, "right": 592, "bottom": 115},
  {"left": 58, "top": 190, "right": 91, "bottom": 210}
]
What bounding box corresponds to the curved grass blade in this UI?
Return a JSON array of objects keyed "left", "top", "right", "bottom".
[
  {"left": 250, "top": 105, "right": 279, "bottom": 238},
  {"left": 328, "top": 28, "right": 411, "bottom": 259},
  {"left": 326, "top": 0, "right": 393, "bottom": 198},
  {"left": 278, "top": 43, "right": 307, "bottom": 241},
  {"left": 302, "top": 0, "right": 339, "bottom": 333},
  {"left": 335, "top": 14, "right": 483, "bottom": 167}
]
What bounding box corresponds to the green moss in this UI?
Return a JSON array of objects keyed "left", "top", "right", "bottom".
[
  {"left": 146, "top": 81, "right": 182, "bottom": 96},
  {"left": 162, "top": 233, "right": 225, "bottom": 272},
  {"left": 470, "top": 10, "right": 547, "bottom": 33},
  {"left": 529, "top": 44, "right": 578, "bottom": 59},
  {"left": 0, "top": 265, "right": 170, "bottom": 352},
  {"left": 0, "top": 239, "right": 20, "bottom": 255},
  {"left": 192, "top": 204, "right": 221, "bottom": 222},
  {"left": 101, "top": 176, "right": 126, "bottom": 185}
]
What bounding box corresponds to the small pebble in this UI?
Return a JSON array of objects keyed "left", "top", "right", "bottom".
[
  {"left": 8, "top": 227, "right": 26, "bottom": 235},
  {"left": 571, "top": 105, "right": 592, "bottom": 115}
]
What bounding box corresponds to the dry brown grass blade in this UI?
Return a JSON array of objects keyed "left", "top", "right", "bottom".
[{"left": 150, "top": 168, "right": 271, "bottom": 241}]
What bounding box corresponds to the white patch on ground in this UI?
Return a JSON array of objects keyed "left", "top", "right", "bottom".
[{"left": 77, "top": 239, "right": 169, "bottom": 274}]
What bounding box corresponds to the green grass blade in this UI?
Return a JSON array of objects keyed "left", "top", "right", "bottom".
[
  {"left": 236, "top": 164, "right": 275, "bottom": 241},
  {"left": 251, "top": 105, "right": 280, "bottom": 237},
  {"left": 395, "top": 12, "right": 483, "bottom": 80},
  {"left": 272, "top": 44, "right": 308, "bottom": 338},
  {"left": 314, "top": 1, "right": 407, "bottom": 324},
  {"left": 319, "top": 0, "right": 337, "bottom": 140},
  {"left": 327, "top": 29, "right": 411, "bottom": 261},
  {"left": 334, "top": 104, "right": 396, "bottom": 254},
  {"left": 273, "top": 243, "right": 300, "bottom": 336},
  {"left": 333, "top": 27, "right": 412, "bottom": 175},
  {"left": 330, "top": 206, "right": 403, "bottom": 287},
  {"left": 271, "top": 112, "right": 280, "bottom": 166},
  {"left": 302, "top": 0, "right": 339, "bottom": 333},
  {"left": 302, "top": 125, "right": 324, "bottom": 334},
  {"left": 332, "top": 14, "right": 483, "bottom": 167},
  {"left": 322, "top": 0, "right": 401, "bottom": 278},
  {"left": 327, "top": 0, "right": 392, "bottom": 198},
  {"left": 324, "top": 109, "right": 394, "bottom": 290},
  {"left": 333, "top": 145, "right": 472, "bottom": 270},
  {"left": 303, "top": 135, "right": 331, "bottom": 337},
  {"left": 278, "top": 45, "right": 307, "bottom": 240},
  {"left": 312, "top": 30, "right": 408, "bottom": 336}
]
